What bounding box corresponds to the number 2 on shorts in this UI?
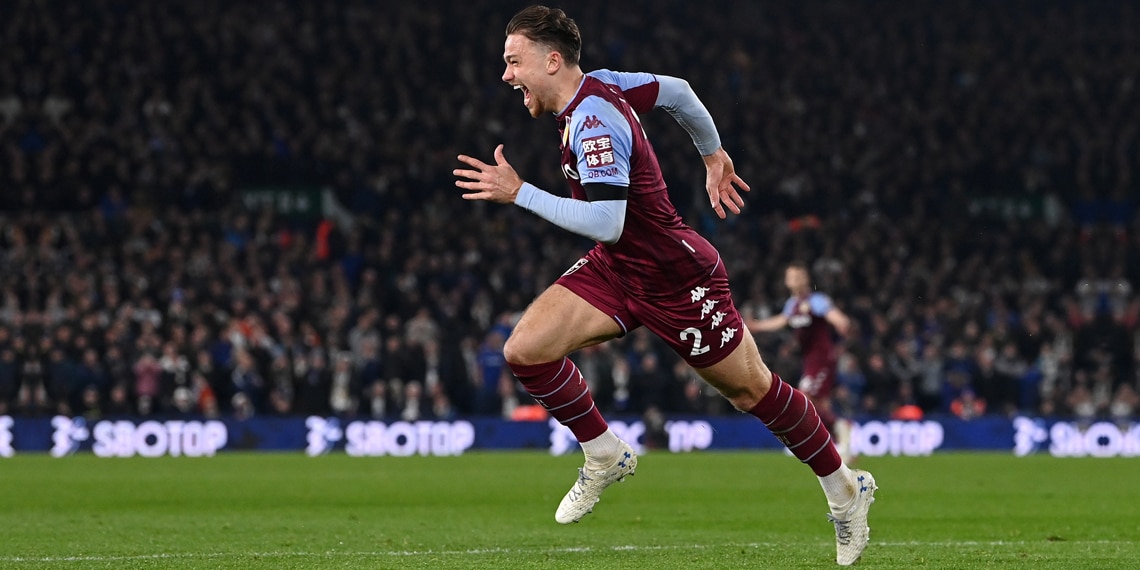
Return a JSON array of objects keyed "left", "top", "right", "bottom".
[{"left": 680, "top": 327, "right": 710, "bottom": 356}]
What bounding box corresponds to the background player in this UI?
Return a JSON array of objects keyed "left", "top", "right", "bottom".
[
  {"left": 454, "top": 6, "right": 875, "bottom": 565},
  {"left": 748, "top": 262, "right": 855, "bottom": 461}
]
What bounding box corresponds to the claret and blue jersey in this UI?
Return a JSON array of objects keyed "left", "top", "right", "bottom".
[
  {"left": 555, "top": 70, "right": 719, "bottom": 295},
  {"left": 782, "top": 292, "right": 839, "bottom": 369}
]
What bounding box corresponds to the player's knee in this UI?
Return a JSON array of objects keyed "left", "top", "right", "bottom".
[
  {"left": 725, "top": 364, "right": 773, "bottom": 411},
  {"left": 502, "top": 334, "right": 545, "bottom": 367},
  {"left": 726, "top": 385, "right": 767, "bottom": 412},
  {"left": 501, "top": 335, "right": 528, "bottom": 366},
  {"left": 726, "top": 392, "right": 760, "bottom": 412}
]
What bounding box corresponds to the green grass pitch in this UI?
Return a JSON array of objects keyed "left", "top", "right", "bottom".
[{"left": 1, "top": 451, "right": 1137, "bottom": 569}]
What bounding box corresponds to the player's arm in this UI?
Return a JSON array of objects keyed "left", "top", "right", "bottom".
[
  {"left": 654, "top": 75, "right": 750, "bottom": 219},
  {"left": 810, "top": 293, "right": 851, "bottom": 336},
  {"left": 588, "top": 69, "right": 748, "bottom": 219},
  {"left": 747, "top": 298, "right": 794, "bottom": 333},
  {"left": 587, "top": 69, "right": 719, "bottom": 153},
  {"left": 455, "top": 97, "right": 632, "bottom": 244},
  {"left": 746, "top": 314, "right": 788, "bottom": 333},
  {"left": 824, "top": 307, "right": 852, "bottom": 337},
  {"left": 454, "top": 145, "right": 627, "bottom": 244},
  {"left": 515, "top": 182, "right": 627, "bottom": 244}
]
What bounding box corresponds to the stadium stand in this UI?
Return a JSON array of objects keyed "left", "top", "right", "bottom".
[{"left": 0, "top": 0, "right": 1135, "bottom": 422}]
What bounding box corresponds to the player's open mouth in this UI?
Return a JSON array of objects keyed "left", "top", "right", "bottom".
[{"left": 514, "top": 84, "right": 531, "bottom": 106}]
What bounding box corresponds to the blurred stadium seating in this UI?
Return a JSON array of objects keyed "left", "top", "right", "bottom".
[{"left": 0, "top": 0, "right": 1135, "bottom": 423}]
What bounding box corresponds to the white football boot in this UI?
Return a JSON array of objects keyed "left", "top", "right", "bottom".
[
  {"left": 827, "top": 469, "right": 877, "bottom": 565},
  {"left": 554, "top": 440, "right": 637, "bottom": 524}
]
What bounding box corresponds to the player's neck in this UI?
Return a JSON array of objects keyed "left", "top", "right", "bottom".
[{"left": 551, "top": 68, "right": 586, "bottom": 116}]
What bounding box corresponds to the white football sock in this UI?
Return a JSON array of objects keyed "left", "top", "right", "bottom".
[
  {"left": 580, "top": 428, "right": 622, "bottom": 468},
  {"left": 819, "top": 463, "right": 857, "bottom": 511}
]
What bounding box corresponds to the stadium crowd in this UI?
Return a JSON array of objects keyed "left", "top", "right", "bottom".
[{"left": 0, "top": 0, "right": 1137, "bottom": 423}]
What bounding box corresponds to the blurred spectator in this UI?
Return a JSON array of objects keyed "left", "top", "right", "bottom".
[
  {"left": 230, "top": 348, "right": 266, "bottom": 413},
  {"left": 132, "top": 353, "right": 162, "bottom": 416},
  {"left": 951, "top": 389, "right": 986, "bottom": 420},
  {"left": 862, "top": 353, "right": 896, "bottom": 415},
  {"left": 0, "top": 347, "right": 18, "bottom": 414},
  {"left": 294, "top": 350, "right": 332, "bottom": 418},
  {"left": 1110, "top": 384, "right": 1139, "bottom": 422},
  {"left": 473, "top": 330, "right": 509, "bottom": 416},
  {"left": 401, "top": 381, "right": 428, "bottom": 422},
  {"left": 367, "top": 380, "right": 392, "bottom": 420},
  {"left": 329, "top": 352, "right": 359, "bottom": 417},
  {"left": 431, "top": 383, "right": 456, "bottom": 421},
  {"left": 834, "top": 352, "right": 865, "bottom": 418},
  {"left": 915, "top": 344, "right": 944, "bottom": 413}
]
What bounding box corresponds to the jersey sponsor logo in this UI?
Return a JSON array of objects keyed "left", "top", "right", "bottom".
[
  {"left": 561, "top": 162, "right": 580, "bottom": 180},
  {"left": 788, "top": 314, "right": 812, "bottom": 328},
  {"left": 584, "top": 166, "right": 618, "bottom": 179},
  {"left": 581, "top": 135, "right": 615, "bottom": 169},
  {"left": 578, "top": 114, "right": 607, "bottom": 132}
]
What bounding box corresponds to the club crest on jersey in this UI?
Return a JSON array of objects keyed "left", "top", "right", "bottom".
[{"left": 578, "top": 114, "right": 607, "bottom": 132}]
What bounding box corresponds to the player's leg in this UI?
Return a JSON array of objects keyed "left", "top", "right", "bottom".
[
  {"left": 695, "top": 334, "right": 846, "bottom": 478},
  {"left": 627, "top": 268, "right": 845, "bottom": 477},
  {"left": 798, "top": 370, "right": 837, "bottom": 433},
  {"left": 503, "top": 284, "right": 624, "bottom": 364},
  {"left": 695, "top": 335, "right": 875, "bottom": 565},
  {"left": 801, "top": 368, "right": 853, "bottom": 464},
  {"left": 633, "top": 268, "right": 875, "bottom": 565},
  {"left": 504, "top": 283, "right": 621, "bottom": 448},
  {"left": 503, "top": 258, "right": 640, "bottom": 524}
]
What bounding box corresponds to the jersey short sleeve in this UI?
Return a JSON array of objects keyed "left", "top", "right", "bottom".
[
  {"left": 586, "top": 69, "right": 659, "bottom": 114},
  {"left": 808, "top": 293, "right": 834, "bottom": 316},
  {"left": 568, "top": 95, "right": 633, "bottom": 186},
  {"left": 781, "top": 297, "right": 798, "bottom": 317}
]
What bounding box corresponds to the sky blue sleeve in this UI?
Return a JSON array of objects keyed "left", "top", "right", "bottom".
[
  {"left": 586, "top": 69, "right": 658, "bottom": 114},
  {"left": 588, "top": 69, "right": 721, "bottom": 155},
  {"left": 654, "top": 75, "right": 722, "bottom": 155},
  {"left": 587, "top": 69, "right": 656, "bottom": 92},
  {"left": 809, "top": 293, "right": 834, "bottom": 316},
  {"left": 782, "top": 298, "right": 798, "bottom": 317},
  {"left": 569, "top": 96, "right": 633, "bottom": 186}
]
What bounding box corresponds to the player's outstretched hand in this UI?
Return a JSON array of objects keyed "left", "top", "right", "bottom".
[
  {"left": 702, "top": 148, "right": 750, "bottom": 219},
  {"left": 455, "top": 144, "right": 524, "bottom": 204}
]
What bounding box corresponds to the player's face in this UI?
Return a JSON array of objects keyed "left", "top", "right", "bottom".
[
  {"left": 785, "top": 267, "right": 809, "bottom": 295},
  {"left": 503, "top": 34, "right": 553, "bottom": 118}
]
